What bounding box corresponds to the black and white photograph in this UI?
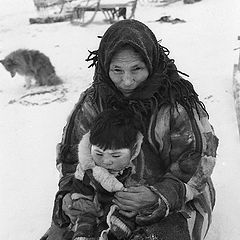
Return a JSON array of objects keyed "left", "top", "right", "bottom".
[{"left": 0, "top": 0, "right": 240, "bottom": 239}]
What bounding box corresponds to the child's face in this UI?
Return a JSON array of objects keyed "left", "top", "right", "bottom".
[{"left": 91, "top": 145, "right": 131, "bottom": 174}]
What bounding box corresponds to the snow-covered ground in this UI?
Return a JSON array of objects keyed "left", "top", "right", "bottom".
[{"left": 0, "top": 0, "right": 240, "bottom": 239}]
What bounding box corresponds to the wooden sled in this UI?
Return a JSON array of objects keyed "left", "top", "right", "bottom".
[
  {"left": 71, "top": 0, "right": 138, "bottom": 26},
  {"left": 233, "top": 36, "right": 240, "bottom": 137},
  {"left": 30, "top": 0, "right": 78, "bottom": 24}
]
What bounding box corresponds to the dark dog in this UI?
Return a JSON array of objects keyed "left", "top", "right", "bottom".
[{"left": 0, "top": 49, "right": 62, "bottom": 88}]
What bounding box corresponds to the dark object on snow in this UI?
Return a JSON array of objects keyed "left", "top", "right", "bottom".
[
  {"left": 158, "top": 0, "right": 181, "bottom": 7},
  {"left": 184, "top": 0, "right": 202, "bottom": 4},
  {"left": 29, "top": 14, "right": 72, "bottom": 24},
  {"left": 156, "top": 15, "right": 186, "bottom": 24}
]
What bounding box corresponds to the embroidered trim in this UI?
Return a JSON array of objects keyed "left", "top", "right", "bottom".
[{"left": 149, "top": 186, "right": 170, "bottom": 217}]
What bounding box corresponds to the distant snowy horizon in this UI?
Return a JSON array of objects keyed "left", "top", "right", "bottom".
[{"left": 1, "top": 0, "right": 240, "bottom": 239}]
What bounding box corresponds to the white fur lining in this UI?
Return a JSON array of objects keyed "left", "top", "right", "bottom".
[
  {"left": 75, "top": 131, "right": 144, "bottom": 192},
  {"left": 99, "top": 205, "right": 118, "bottom": 240}
]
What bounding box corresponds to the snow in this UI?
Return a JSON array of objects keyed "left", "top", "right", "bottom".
[{"left": 0, "top": 0, "right": 240, "bottom": 239}]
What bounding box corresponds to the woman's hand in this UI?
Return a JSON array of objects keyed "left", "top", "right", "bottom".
[{"left": 113, "top": 186, "right": 158, "bottom": 218}]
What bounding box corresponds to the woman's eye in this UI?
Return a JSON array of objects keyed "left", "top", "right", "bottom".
[
  {"left": 112, "top": 69, "right": 123, "bottom": 74},
  {"left": 112, "top": 155, "right": 120, "bottom": 158},
  {"left": 133, "top": 67, "right": 142, "bottom": 72},
  {"left": 96, "top": 153, "right": 103, "bottom": 156}
]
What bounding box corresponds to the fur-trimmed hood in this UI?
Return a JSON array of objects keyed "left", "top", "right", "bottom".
[{"left": 75, "top": 131, "right": 144, "bottom": 192}]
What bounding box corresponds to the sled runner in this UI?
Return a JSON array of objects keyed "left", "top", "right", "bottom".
[
  {"left": 30, "top": 0, "right": 78, "bottom": 24},
  {"left": 33, "top": 0, "right": 66, "bottom": 13},
  {"left": 30, "top": 0, "right": 137, "bottom": 25},
  {"left": 71, "top": 0, "right": 138, "bottom": 26}
]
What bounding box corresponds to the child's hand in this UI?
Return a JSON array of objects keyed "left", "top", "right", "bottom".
[
  {"left": 62, "top": 193, "right": 101, "bottom": 223},
  {"left": 62, "top": 193, "right": 72, "bottom": 210},
  {"left": 62, "top": 193, "right": 76, "bottom": 223}
]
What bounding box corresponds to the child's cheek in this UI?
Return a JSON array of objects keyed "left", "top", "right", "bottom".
[{"left": 92, "top": 154, "right": 100, "bottom": 165}]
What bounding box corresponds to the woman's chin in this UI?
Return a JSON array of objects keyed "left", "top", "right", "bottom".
[{"left": 120, "top": 90, "right": 133, "bottom": 97}]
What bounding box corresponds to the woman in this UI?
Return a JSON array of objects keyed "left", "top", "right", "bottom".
[{"left": 41, "top": 19, "right": 218, "bottom": 240}]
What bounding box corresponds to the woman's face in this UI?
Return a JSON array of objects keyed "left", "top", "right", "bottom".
[
  {"left": 91, "top": 145, "right": 131, "bottom": 174},
  {"left": 109, "top": 48, "right": 149, "bottom": 97}
]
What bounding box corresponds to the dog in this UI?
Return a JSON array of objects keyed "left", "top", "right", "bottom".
[{"left": 0, "top": 49, "right": 62, "bottom": 88}]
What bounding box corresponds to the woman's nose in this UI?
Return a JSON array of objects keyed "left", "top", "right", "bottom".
[{"left": 122, "top": 72, "right": 134, "bottom": 86}]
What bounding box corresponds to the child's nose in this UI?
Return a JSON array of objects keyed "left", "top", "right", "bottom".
[{"left": 102, "top": 157, "right": 113, "bottom": 165}]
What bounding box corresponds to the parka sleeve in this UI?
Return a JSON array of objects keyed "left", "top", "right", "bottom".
[
  {"left": 149, "top": 103, "right": 218, "bottom": 216},
  {"left": 56, "top": 87, "right": 98, "bottom": 179},
  {"left": 52, "top": 87, "right": 99, "bottom": 227}
]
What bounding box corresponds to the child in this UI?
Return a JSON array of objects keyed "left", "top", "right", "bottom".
[{"left": 62, "top": 108, "right": 145, "bottom": 240}]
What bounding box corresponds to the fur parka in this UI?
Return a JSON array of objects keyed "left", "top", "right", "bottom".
[{"left": 52, "top": 20, "right": 219, "bottom": 240}]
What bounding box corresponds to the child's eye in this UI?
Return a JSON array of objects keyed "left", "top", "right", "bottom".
[
  {"left": 96, "top": 153, "right": 103, "bottom": 156},
  {"left": 112, "top": 155, "right": 120, "bottom": 158}
]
